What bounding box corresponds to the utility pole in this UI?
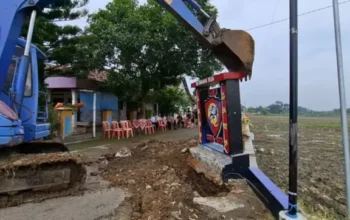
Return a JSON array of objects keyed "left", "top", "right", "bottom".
[
  {"left": 279, "top": 0, "right": 305, "bottom": 219},
  {"left": 287, "top": 0, "right": 299, "bottom": 217},
  {"left": 332, "top": 0, "right": 350, "bottom": 215}
]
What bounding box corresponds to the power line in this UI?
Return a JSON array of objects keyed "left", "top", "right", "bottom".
[
  {"left": 247, "top": 0, "right": 350, "bottom": 31},
  {"left": 270, "top": 0, "right": 282, "bottom": 24}
]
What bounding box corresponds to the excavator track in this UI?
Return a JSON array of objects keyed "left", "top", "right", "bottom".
[{"left": 0, "top": 142, "right": 86, "bottom": 208}]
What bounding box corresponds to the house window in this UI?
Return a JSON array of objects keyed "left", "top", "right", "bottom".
[
  {"left": 4, "top": 59, "right": 17, "bottom": 93},
  {"left": 3, "top": 45, "right": 32, "bottom": 96}
]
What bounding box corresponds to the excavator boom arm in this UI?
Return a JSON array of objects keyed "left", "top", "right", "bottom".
[
  {"left": 156, "top": 0, "right": 255, "bottom": 76},
  {"left": 156, "top": 0, "right": 214, "bottom": 48}
]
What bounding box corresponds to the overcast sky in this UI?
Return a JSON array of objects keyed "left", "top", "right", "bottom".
[{"left": 65, "top": 0, "right": 350, "bottom": 111}]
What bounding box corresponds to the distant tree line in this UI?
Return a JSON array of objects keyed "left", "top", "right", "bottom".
[{"left": 242, "top": 101, "right": 348, "bottom": 117}]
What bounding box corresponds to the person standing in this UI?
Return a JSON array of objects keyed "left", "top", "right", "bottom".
[
  {"left": 192, "top": 108, "right": 198, "bottom": 127},
  {"left": 150, "top": 114, "right": 158, "bottom": 129},
  {"left": 176, "top": 113, "right": 184, "bottom": 128},
  {"left": 186, "top": 110, "right": 192, "bottom": 128}
]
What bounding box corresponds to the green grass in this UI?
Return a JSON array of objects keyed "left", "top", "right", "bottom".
[
  {"left": 252, "top": 114, "right": 343, "bottom": 118},
  {"left": 278, "top": 187, "right": 344, "bottom": 219},
  {"left": 298, "top": 199, "right": 345, "bottom": 220},
  {"left": 299, "top": 123, "right": 347, "bottom": 129}
]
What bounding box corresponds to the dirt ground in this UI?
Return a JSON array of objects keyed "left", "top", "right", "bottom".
[
  {"left": 68, "top": 128, "right": 271, "bottom": 220},
  {"left": 252, "top": 116, "right": 347, "bottom": 219},
  {"left": 69, "top": 116, "right": 349, "bottom": 219},
  {"left": 97, "top": 138, "right": 271, "bottom": 220}
]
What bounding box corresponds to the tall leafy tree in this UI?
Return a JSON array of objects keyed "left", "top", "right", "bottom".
[
  {"left": 21, "top": 0, "right": 89, "bottom": 80},
  {"left": 85, "top": 0, "right": 222, "bottom": 115},
  {"left": 147, "top": 87, "right": 191, "bottom": 116}
]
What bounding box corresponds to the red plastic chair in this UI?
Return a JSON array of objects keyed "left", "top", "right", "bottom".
[
  {"left": 112, "top": 121, "right": 123, "bottom": 139},
  {"left": 120, "top": 120, "right": 133, "bottom": 138},
  {"left": 132, "top": 119, "right": 138, "bottom": 130},
  {"left": 128, "top": 120, "right": 137, "bottom": 133},
  {"left": 185, "top": 118, "right": 192, "bottom": 128},
  {"left": 158, "top": 119, "right": 166, "bottom": 132},
  {"left": 102, "top": 121, "right": 113, "bottom": 139},
  {"left": 145, "top": 120, "right": 155, "bottom": 134}
]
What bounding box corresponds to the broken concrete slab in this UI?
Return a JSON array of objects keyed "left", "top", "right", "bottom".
[
  {"left": 189, "top": 146, "right": 232, "bottom": 175},
  {"left": 193, "top": 194, "right": 245, "bottom": 212},
  {"left": 0, "top": 188, "right": 125, "bottom": 220}
]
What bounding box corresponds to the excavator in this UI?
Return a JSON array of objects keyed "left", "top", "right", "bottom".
[{"left": 0, "top": 0, "right": 254, "bottom": 208}]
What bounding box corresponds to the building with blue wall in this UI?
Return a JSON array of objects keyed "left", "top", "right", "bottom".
[
  {"left": 79, "top": 91, "right": 119, "bottom": 124},
  {"left": 44, "top": 76, "right": 122, "bottom": 138}
]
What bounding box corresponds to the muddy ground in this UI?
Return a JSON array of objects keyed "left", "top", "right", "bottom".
[
  {"left": 252, "top": 116, "right": 348, "bottom": 219},
  {"left": 68, "top": 128, "right": 271, "bottom": 220},
  {"left": 0, "top": 128, "right": 271, "bottom": 220},
  {"left": 98, "top": 138, "right": 271, "bottom": 220}
]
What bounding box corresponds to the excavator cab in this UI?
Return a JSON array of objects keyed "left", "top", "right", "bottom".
[{"left": 0, "top": 39, "right": 51, "bottom": 143}]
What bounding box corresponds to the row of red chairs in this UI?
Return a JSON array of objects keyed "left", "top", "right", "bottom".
[
  {"left": 131, "top": 119, "right": 167, "bottom": 133},
  {"left": 102, "top": 119, "right": 167, "bottom": 139},
  {"left": 102, "top": 121, "right": 131, "bottom": 139}
]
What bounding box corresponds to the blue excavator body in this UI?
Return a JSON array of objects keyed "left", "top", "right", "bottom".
[{"left": 0, "top": 0, "right": 60, "bottom": 147}]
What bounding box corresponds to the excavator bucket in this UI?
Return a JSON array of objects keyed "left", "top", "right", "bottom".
[{"left": 211, "top": 29, "right": 255, "bottom": 78}]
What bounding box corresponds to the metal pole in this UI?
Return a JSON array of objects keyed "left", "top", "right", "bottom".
[
  {"left": 93, "top": 92, "right": 96, "bottom": 138},
  {"left": 71, "top": 89, "right": 77, "bottom": 134},
  {"left": 24, "top": 10, "right": 37, "bottom": 56},
  {"left": 288, "top": 0, "right": 299, "bottom": 217},
  {"left": 332, "top": 0, "right": 350, "bottom": 215}
]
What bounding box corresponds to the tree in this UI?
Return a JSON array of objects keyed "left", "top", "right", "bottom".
[
  {"left": 85, "top": 0, "right": 222, "bottom": 116},
  {"left": 150, "top": 87, "right": 190, "bottom": 116},
  {"left": 268, "top": 101, "right": 284, "bottom": 114},
  {"left": 21, "top": 0, "right": 89, "bottom": 80},
  {"left": 261, "top": 108, "right": 268, "bottom": 115},
  {"left": 282, "top": 103, "right": 289, "bottom": 113}
]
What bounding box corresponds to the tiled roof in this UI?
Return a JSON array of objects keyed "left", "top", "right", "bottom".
[
  {"left": 87, "top": 69, "right": 109, "bottom": 82},
  {"left": 45, "top": 64, "right": 108, "bottom": 82}
]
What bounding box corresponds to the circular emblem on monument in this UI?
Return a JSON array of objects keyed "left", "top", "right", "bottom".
[{"left": 207, "top": 103, "right": 219, "bottom": 127}]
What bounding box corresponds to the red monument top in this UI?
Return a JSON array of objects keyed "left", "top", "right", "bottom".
[{"left": 191, "top": 72, "right": 246, "bottom": 88}]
